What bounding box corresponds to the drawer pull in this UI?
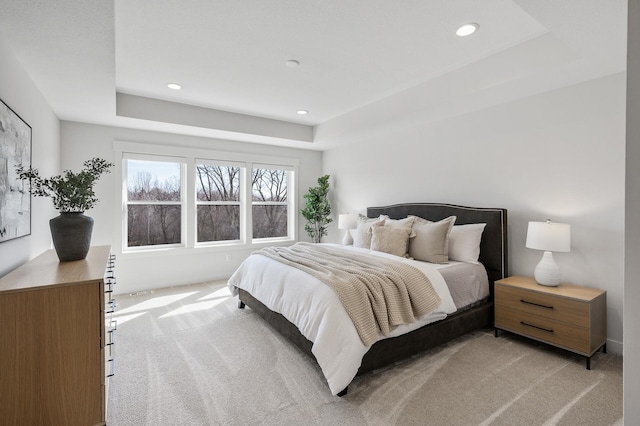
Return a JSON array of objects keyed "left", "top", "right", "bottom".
[
  {"left": 106, "top": 328, "right": 116, "bottom": 346},
  {"left": 520, "top": 321, "right": 554, "bottom": 333},
  {"left": 520, "top": 299, "right": 554, "bottom": 310},
  {"left": 107, "top": 358, "right": 115, "bottom": 378}
]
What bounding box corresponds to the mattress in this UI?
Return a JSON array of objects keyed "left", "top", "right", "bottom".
[{"left": 435, "top": 261, "right": 490, "bottom": 310}]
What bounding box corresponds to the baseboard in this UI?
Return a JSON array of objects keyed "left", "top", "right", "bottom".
[{"left": 607, "top": 338, "right": 623, "bottom": 355}]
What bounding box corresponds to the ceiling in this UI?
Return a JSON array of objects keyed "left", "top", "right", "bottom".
[{"left": 0, "top": 0, "right": 628, "bottom": 150}]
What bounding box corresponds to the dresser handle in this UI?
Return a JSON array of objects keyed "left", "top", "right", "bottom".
[
  {"left": 106, "top": 298, "right": 117, "bottom": 314},
  {"left": 520, "top": 321, "right": 554, "bottom": 333},
  {"left": 520, "top": 299, "right": 554, "bottom": 309},
  {"left": 107, "top": 358, "right": 115, "bottom": 378},
  {"left": 106, "top": 328, "right": 116, "bottom": 346}
]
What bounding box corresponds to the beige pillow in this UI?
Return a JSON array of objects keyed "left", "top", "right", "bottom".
[
  {"left": 408, "top": 216, "right": 457, "bottom": 263},
  {"left": 382, "top": 216, "right": 416, "bottom": 229},
  {"left": 353, "top": 215, "right": 385, "bottom": 249},
  {"left": 371, "top": 226, "right": 415, "bottom": 257}
]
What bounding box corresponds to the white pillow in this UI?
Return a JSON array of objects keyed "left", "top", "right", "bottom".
[{"left": 449, "top": 223, "right": 486, "bottom": 263}]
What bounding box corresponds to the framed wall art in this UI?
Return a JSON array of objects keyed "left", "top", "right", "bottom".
[{"left": 0, "top": 98, "right": 31, "bottom": 243}]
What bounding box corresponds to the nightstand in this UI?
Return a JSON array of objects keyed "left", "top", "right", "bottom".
[{"left": 494, "top": 275, "right": 607, "bottom": 369}]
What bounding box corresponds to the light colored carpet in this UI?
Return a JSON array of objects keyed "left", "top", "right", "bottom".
[{"left": 107, "top": 281, "right": 623, "bottom": 426}]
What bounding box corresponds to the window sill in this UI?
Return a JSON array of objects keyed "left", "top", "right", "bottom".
[{"left": 118, "top": 238, "right": 296, "bottom": 259}]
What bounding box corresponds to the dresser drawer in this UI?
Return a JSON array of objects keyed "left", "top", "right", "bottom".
[
  {"left": 495, "top": 283, "right": 590, "bottom": 327},
  {"left": 495, "top": 305, "right": 590, "bottom": 354}
]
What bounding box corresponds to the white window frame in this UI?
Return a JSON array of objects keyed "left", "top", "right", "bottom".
[
  {"left": 114, "top": 141, "right": 298, "bottom": 256},
  {"left": 250, "top": 163, "right": 295, "bottom": 243},
  {"left": 194, "top": 159, "right": 246, "bottom": 246},
  {"left": 122, "top": 153, "right": 186, "bottom": 251}
]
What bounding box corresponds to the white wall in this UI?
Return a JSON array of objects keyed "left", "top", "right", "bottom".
[
  {"left": 624, "top": 0, "right": 640, "bottom": 421},
  {"left": 0, "top": 40, "right": 59, "bottom": 277},
  {"left": 60, "top": 121, "right": 323, "bottom": 294},
  {"left": 322, "top": 73, "right": 626, "bottom": 353}
]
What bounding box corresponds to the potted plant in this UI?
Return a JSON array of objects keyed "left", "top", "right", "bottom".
[
  {"left": 16, "top": 157, "right": 114, "bottom": 261},
  {"left": 300, "top": 174, "right": 332, "bottom": 243}
]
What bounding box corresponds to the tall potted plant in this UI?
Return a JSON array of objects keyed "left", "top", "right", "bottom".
[
  {"left": 300, "top": 175, "right": 332, "bottom": 243},
  {"left": 16, "top": 157, "right": 114, "bottom": 261}
]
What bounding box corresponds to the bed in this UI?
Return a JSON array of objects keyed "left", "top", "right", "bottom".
[{"left": 229, "top": 203, "right": 508, "bottom": 396}]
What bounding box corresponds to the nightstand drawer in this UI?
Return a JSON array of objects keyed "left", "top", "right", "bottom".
[
  {"left": 495, "top": 283, "right": 590, "bottom": 327},
  {"left": 495, "top": 306, "right": 590, "bottom": 354}
]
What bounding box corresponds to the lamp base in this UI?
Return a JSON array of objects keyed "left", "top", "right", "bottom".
[
  {"left": 342, "top": 229, "right": 353, "bottom": 245},
  {"left": 534, "top": 251, "right": 561, "bottom": 286}
]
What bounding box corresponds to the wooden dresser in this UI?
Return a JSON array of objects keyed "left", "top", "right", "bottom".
[
  {"left": 494, "top": 275, "right": 607, "bottom": 369},
  {"left": 0, "top": 245, "right": 115, "bottom": 426}
]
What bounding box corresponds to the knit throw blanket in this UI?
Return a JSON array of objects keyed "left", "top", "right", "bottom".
[{"left": 255, "top": 243, "right": 441, "bottom": 346}]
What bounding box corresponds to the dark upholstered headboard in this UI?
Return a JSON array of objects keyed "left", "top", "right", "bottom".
[{"left": 367, "top": 203, "right": 508, "bottom": 286}]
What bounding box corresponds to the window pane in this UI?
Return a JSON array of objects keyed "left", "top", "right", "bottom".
[
  {"left": 197, "top": 205, "right": 240, "bottom": 242},
  {"left": 196, "top": 165, "right": 240, "bottom": 202},
  {"left": 252, "top": 205, "right": 287, "bottom": 238},
  {"left": 127, "top": 160, "right": 181, "bottom": 201},
  {"left": 127, "top": 205, "right": 181, "bottom": 246},
  {"left": 252, "top": 168, "right": 287, "bottom": 202}
]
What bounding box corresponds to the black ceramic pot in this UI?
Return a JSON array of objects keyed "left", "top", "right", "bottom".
[{"left": 49, "top": 212, "right": 94, "bottom": 261}]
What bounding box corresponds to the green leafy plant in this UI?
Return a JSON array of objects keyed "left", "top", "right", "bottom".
[
  {"left": 16, "top": 157, "right": 114, "bottom": 212},
  {"left": 300, "top": 175, "right": 332, "bottom": 243}
]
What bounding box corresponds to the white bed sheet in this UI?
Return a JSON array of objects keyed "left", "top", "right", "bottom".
[{"left": 227, "top": 243, "right": 457, "bottom": 395}]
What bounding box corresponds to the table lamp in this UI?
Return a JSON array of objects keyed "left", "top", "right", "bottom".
[
  {"left": 338, "top": 213, "right": 358, "bottom": 245},
  {"left": 526, "top": 220, "right": 571, "bottom": 286}
]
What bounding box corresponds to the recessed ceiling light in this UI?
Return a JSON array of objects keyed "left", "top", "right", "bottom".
[
  {"left": 167, "top": 83, "right": 182, "bottom": 90},
  {"left": 297, "top": 110, "right": 308, "bottom": 115},
  {"left": 456, "top": 23, "right": 479, "bottom": 37},
  {"left": 285, "top": 60, "right": 300, "bottom": 68}
]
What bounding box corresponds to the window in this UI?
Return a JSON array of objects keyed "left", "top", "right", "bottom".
[
  {"left": 252, "top": 166, "right": 289, "bottom": 239},
  {"left": 196, "top": 162, "right": 242, "bottom": 243},
  {"left": 116, "top": 141, "right": 298, "bottom": 252},
  {"left": 125, "top": 158, "right": 184, "bottom": 248}
]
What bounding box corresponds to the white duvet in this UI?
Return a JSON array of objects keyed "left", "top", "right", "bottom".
[{"left": 227, "top": 243, "right": 457, "bottom": 395}]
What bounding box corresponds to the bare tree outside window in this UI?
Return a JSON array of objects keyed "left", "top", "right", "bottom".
[
  {"left": 196, "top": 164, "right": 241, "bottom": 242},
  {"left": 252, "top": 168, "right": 288, "bottom": 239},
  {"left": 126, "top": 159, "right": 182, "bottom": 247}
]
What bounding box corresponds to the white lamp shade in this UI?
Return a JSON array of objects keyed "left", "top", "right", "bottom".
[
  {"left": 338, "top": 213, "right": 358, "bottom": 230},
  {"left": 526, "top": 221, "right": 571, "bottom": 253}
]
